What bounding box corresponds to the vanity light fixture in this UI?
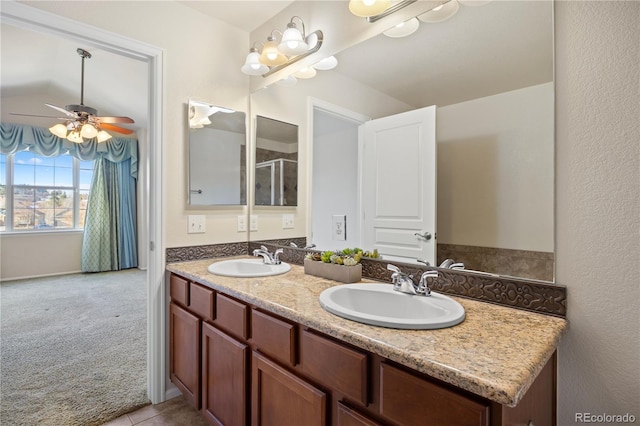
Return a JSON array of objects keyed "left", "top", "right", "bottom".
[
  {"left": 241, "top": 15, "right": 328, "bottom": 80},
  {"left": 188, "top": 101, "right": 234, "bottom": 129}
]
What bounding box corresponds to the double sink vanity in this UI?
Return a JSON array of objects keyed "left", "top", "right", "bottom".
[{"left": 166, "top": 254, "right": 567, "bottom": 426}]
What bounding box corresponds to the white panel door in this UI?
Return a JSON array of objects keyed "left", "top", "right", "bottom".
[{"left": 361, "top": 106, "right": 437, "bottom": 265}]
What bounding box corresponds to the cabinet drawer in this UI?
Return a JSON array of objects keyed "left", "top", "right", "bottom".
[
  {"left": 189, "top": 283, "right": 214, "bottom": 322},
  {"left": 214, "top": 293, "right": 249, "bottom": 340},
  {"left": 337, "top": 402, "right": 382, "bottom": 426},
  {"left": 300, "top": 330, "right": 368, "bottom": 405},
  {"left": 170, "top": 274, "right": 189, "bottom": 306},
  {"left": 380, "top": 363, "right": 489, "bottom": 426},
  {"left": 251, "top": 309, "right": 296, "bottom": 366}
]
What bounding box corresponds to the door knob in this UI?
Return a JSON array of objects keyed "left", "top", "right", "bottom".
[{"left": 414, "top": 232, "right": 432, "bottom": 241}]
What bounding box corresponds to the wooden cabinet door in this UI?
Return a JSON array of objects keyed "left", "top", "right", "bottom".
[
  {"left": 202, "top": 322, "right": 248, "bottom": 426},
  {"left": 252, "top": 351, "right": 326, "bottom": 426},
  {"left": 170, "top": 302, "right": 201, "bottom": 409},
  {"left": 337, "top": 403, "right": 383, "bottom": 426},
  {"left": 380, "top": 363, "right": 489, "bottom": 426}
]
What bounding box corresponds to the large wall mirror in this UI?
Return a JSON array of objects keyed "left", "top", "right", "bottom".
[
  {"left": 250, "top": 0, "right": 555, "bottom": 282},
  {"left": 188, "top": 100, "right": 247, "bottom": 206},
  {"left": 254, "top": 115, "right": 299, "bottom": 206}
]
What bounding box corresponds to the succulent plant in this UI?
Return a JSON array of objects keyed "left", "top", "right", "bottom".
[{"left": 306, "top": 247, "right": 376, "bottom": 266}]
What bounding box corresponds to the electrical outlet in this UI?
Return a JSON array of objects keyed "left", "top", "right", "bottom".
[
  {"left": 250, "top": 215, "right": 258, "bottom": 231},
  {"left": 282, "top": 214, "right": 295, "bottom": 229},
  {"left": 188, "top": 215, "right": 206, "bottom": 234},
  {"left": 332, "top": 215, "right": 346, "bottom": 241},
  {"left": 237, "top": 215, "right": 247, "bottom": 232}
]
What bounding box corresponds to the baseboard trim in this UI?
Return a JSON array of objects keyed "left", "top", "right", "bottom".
[{"left": 1, "top": 270, "right": 83, "bottom": 282}]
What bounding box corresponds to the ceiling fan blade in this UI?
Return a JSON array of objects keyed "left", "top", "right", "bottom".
[
  {"left": 100, "top": 123, "right": 134, "bottom": 135},
  {"left": 96, "top": 116, "right": 135, "bottom": 124},
  {"left": 45, "top": 103, "right": 77, "bottom": 117},
  {"left": 10, "top": 113, "right": 68, "bottom": 120}
]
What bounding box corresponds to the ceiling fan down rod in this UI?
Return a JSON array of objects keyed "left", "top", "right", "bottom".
[{"left": 77, "top": 48, "right": 91, "bottom": 106}]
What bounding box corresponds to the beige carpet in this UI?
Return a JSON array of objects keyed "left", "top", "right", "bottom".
[{"left": 0, "top": 269, "right": 150, "bottom": 425}]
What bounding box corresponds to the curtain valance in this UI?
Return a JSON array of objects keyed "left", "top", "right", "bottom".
[{"left": 1, "top": 123, "right": 138, "bottom": 178}]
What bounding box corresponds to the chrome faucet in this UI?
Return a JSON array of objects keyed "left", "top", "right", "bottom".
[
  {"left": 252, "top": 245, "right": 284, "bottom": 265},
  {"left": 439, "top": 258, "right": 465, "bottom": 270},
  {"left": 387, "top": 264, "right": 439, "bottom": 297}
]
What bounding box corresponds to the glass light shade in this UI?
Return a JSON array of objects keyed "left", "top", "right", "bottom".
[
  {"left": 383, "top": 18, "right": 420, "bottom": 38},
  {"left": 294, "top": 66, "right": 317, "bottom": 79},
  {"left": 313, "top": 56, "right": 338, "bottom": 71},
  {"left": 241, "top": 50, "right": 269, "bottom": 75},
  {"left": 276, "top": 75, "right": 298, "bottom": 86},
  {"left": 97, "top": 130, "right": 112, "bottom": 143},
  {"left": 418, "top": 0, "right": 460, "bottom": 23},
  {"left": 49, "top": 123, "right": 68, "bottom": 138},
  {"left": 259, "top": 39, "right": 287, "bottom": 66},
  {"left": 67, "top": 130, "right": 83, "bottom": 143},
  {"left": 349, "top": 0, "right": 390, "bottom": 17},
  {"left": 80, "top": 123, "right": 98, "bottom": 139},
  {"left": 278, "top": 24, "right": 309, "bottom": 55}
]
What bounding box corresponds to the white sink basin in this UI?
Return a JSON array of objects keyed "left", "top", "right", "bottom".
[
  {"left": 208, "top": 259, "right": 291, "bottom": 278},
  {"left": 319, "top": 283, "right": 465, "bottom": 329}
]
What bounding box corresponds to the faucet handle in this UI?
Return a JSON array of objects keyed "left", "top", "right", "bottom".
[
  {"left": 417, "top": 270, "right": 439, "bottom": 296},
  {"left": 273, "top": 248, "right": 284, "bottom": 264}
]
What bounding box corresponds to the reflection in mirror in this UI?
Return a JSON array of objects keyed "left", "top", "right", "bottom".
[
  {"left": 251, "top": 1, "right": 554, "bottom": 282},
  {"left": 254, "top": 116, "right": 298, "bottom": 206},
  {"left": 188, "top": 100, "right": 246, "bottom": 206}
]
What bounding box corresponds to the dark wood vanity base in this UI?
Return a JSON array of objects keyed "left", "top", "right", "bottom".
[{"left": 169, "top": 272, "right": 557, "bottom": 426}]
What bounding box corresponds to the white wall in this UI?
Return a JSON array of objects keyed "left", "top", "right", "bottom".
[
  {"left": 437, "top": 83, "right": 554, "bottom": 252},
  {"left": 555, "top": 1, "right": 639, "bottom": 422},
  {"left": 0, "top": 232, "right": 83, "bottom": 279}
]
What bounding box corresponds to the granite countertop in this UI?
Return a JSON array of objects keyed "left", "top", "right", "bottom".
[{"left": 166, "top": 256, "right": 568, "bottom": 407}]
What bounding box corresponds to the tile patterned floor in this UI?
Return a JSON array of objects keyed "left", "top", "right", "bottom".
[{"left": 103, "top": 396, "right": 208, "bottom": 425}]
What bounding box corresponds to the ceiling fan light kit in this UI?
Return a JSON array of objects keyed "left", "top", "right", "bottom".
[{"left": 12, "top": 47, "right": 135, "bottom": 144}]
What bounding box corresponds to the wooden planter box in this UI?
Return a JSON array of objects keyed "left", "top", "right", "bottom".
[{"left": 303, "top": 259, "right": 362, "bottom": 283}]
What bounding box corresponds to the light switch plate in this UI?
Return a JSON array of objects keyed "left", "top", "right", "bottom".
[
  {"left": 282, "top": 214, "right": 295, "bottom": 229},
  {"left": 250, "top": 215, "right": 258, "bottom": 232},
  {"left": 188, "top": 215, "right": 206, "bottom": 234},
  {"left": 332, "top": 215, "right": 346, "bottom": 241},
  {"left": 237, "top": 215, "right": 247, "bottom": 232}
]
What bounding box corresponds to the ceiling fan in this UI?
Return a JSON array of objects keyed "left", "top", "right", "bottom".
[{"left": 11, "top": 48, "right": 135, "bottom": 143}]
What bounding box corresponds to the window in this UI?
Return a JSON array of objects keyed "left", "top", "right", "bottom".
[{"left": 0, "top": 151, "right": 93, "bottom": 232}]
